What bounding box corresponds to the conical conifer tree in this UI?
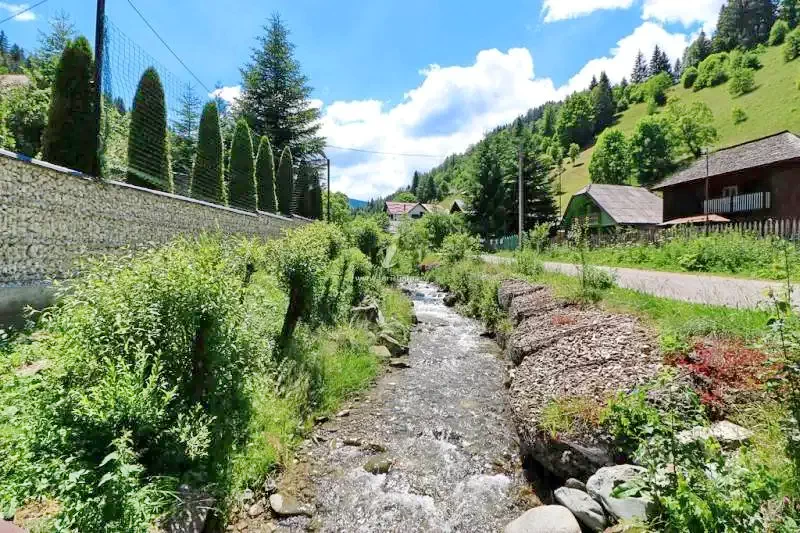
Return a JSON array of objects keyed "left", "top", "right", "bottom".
[
  {"left": 192, "top": 101, "right": 226, "bottom": 204},
  {"left": 127, "top": 67, "right": 173, "bottom": 192},
  {"left": 293, "top": 163, "right": 310, "bottom": 216},
  {"left": 255, "top": 136, "right": 277, "bottom": 212},
  {"left": 277, "top": 147, "right": 294, "bottom": 216},
  {"left": 228, "top": 119, "right": 257, "bottom": 210},
  {"left": 41, "top": 36, "right": 96, "bottom": 174}
]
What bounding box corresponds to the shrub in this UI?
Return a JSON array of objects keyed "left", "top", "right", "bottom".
[
  {"left": 740, "top": 51, "right": 761, "bottom": 70},
  {"left": 524, "top": 223, "right": 551, "bottom": 253},
  {"left": 728, "top": 67, "right": 756, "bottom": 96},
  {"left": 784, "top": 29, "right": 800, "bottom": 62},
  {"left": 732, "top": 106, "right": 748, "bottom": 124},
  {"left": 422, "top": 211, "right": 467, "bottom": 249},
  {"left": 770, "top": 19, "right": 790, "bottom": 46},
  {"left": 276, "top": 147, "right": 294, "bottom": 216},
  {"left": 0, "top": 238, "right": 258, "bottom": 529},
  {"left": 192, "top": 102, "right": 226, "bottom": 204},
  {"left": 41, "top": 36, "right": 96, "bottom": 174},
  {"left": 441, "top": 233, "right": 480, "bottom": 264},
  {"left": 255, "top": 136, "right": 277, "bottom": 212},
  {"left": 346, "top": 215, "right": 388, "bottom": 265},
  {"left": 646, "top": 97, "right": 658, "bottom": 115},
  {"left": 695, "top": 53, "right": 729, "bottom": 90},
  {"left": 616, "top": 97, "right": 629, "bottom": 112},
  {"left": 228, "top": 119, "right": 257, "bottom": 210},
  {"left": 127, "top": 67, "right": 173, "bottom": 192},
  {"left": 682, "top": 66, "right": 699, "bottom": 88},
  {"left": 275, "top": 223, "right": 346, "bottom": 344},
  {"left": 643, "top": 72, "right": 672, "bottom": 106},
  {"left": 316, "top": 247, "right": 371, "bottom": 325},
  {"left": 589, "top": 129, "right": 631, "bottom": 185},
  {"left": 515, "top": 248, "right": 544, "bottom": 277}
]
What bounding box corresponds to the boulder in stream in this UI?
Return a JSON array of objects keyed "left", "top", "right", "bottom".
[
  {"left": 269, "top": 493, "right": 313, "bottom": 517},
  {"left": 378, "top": 333, "right": 408, "bottom": 357},
  {"left": 587, "top": 465, "right": 652, "bottom": 522},
  {"left": 554, "top": 487, "right": 607, "bottom": 531},
  {"left": 504, "top": 505, "right": 581, "bottom": 533}
]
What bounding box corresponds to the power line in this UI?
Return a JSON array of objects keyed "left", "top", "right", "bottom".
[
  {"left": 325, "top": 144, "right": 447, "bottom": 159},
  {"left": 124, "top": 0, "right": 211, "bottom": 94},
  {"left": 0, "top": 0, "right": 49, "bottom": 26}
]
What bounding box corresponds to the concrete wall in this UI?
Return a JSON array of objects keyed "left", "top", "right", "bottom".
[{"left": 0, "top": 150, "right": 304, "bottom": 324}]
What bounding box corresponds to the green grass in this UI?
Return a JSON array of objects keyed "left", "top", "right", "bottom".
[{"left": 557, "top": 44, "right": 800, "bottom": 212}]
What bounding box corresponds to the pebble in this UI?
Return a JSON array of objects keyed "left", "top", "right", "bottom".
[{"left": 247, "top": 500, "right": 265, "bottom": 518}]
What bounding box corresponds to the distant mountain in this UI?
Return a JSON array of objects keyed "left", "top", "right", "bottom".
[{"left": 348, "top": 198, "right": 368, "bottom": 209}]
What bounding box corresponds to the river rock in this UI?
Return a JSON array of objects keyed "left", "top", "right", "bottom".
[
  {"left": 247, "top": 500, "right": 265, "bottom": 518},
  {"left": 504, "top": 505, "right": 581, "bottom": 533},
  {"left": 351, "top": 304, "right": 380, "bottom": 324},
  {"left": 371, "top": 345, "right": 392, "bottom": 359},
  {"left": 443, "top": 294, "right": 458, "bottom": 307},
  {"left": 677, "top": 420, "right": 753, "bottom": 450},
  {"left": 389, "top": 357, "right": 411, "bottom": 369},
  {"left": 587, "top": 465, "right": 651, "bottom": 522},
  {"left": 269, "top": 493, "right": 313, "bottom": 517},
  {"left": 554, "top": 487, "right": 607, "bottom": 532},
  {"left": 364, "top": 455, "right": 393, "bottom": 474},
  {"left": 378, "top": 333, "right": 409, "bottom": 357},
  {"left": 565, "top": 478, "right": 587, "bottom": 492}
]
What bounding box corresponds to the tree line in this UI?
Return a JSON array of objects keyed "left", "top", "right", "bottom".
[{"left": 2, "top": 12, "right": 325, "bottom": 219}]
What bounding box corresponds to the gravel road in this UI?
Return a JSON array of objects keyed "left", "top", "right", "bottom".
[{"left": 483, "top": 255, "right": 799, "bottom": 310}]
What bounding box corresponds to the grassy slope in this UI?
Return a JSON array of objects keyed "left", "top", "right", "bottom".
[{"left": 556, "top": 45, "right": 800, "bottom": 213}]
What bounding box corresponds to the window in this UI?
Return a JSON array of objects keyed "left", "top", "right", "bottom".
[{"left": 721, "top": 186, "right": 738, "bottom": 197}]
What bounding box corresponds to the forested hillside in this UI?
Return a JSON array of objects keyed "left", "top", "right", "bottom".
[{"left": 392, "top": 0, "right": 800, "bottom": 223}]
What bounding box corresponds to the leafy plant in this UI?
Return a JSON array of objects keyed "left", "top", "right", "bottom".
[
  {"left": 440, "top": 233, "right": 480, "bottom": 264},
  {"left": 729, "top": 67, "right": 756, "bottom": 96},
  {"left": 732, "top": 106, "right": 748, "bottom": 124}
]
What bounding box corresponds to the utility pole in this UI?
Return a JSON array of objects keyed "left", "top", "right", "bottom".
[
  {"left": 518, "top": 144, "right": 524, "bottom": 249},
  {"left": 93, "top": 0, "right": 106, "bottom": 179},
  {"left": 327, "top": 158, "right": 331, "bottom": 222}
]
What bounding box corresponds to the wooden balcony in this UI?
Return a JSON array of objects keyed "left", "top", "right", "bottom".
[{"left": 704, "top": 191, "right": 771, "bottom": 215}]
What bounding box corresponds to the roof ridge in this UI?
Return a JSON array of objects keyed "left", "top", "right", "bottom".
[{"left": 711, "top": 130, "right": 794, "bottom": 154}]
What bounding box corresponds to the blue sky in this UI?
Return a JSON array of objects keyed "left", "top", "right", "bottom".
[{"left": 3, "top": 0, "right": 724, "bottom": 199}]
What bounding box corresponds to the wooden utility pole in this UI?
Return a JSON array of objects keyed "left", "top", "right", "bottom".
[
  {"left": 518, "top": 144, "right": 524, "bottom": 249},
  {"left": 93, "top": 0, "right": 106, "bottom": 178}
]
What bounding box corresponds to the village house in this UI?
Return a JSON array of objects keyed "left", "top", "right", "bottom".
[
  {"left": 560, "top": 184, "right": 663, "bottom": 231},
  {"left": 652, "top": 131, "right": 800, "bottom": 224}
]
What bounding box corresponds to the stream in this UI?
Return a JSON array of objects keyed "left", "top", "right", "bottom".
[{"left": 277, "top": 281, "right": 529, "bottom": 532}]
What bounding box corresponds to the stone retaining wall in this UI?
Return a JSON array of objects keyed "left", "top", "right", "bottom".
[{"left": 0, "top": 150, "right": 303, "bottom": 285}]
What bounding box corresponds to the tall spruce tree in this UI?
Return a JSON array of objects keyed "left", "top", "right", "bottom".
[
  {"left": 469, "top": 136, "right": 511, "bottom": 238},
  {"left": 592, "top": 71, "right": 615, "bottom": 134},
  {"left": 192, "top": 101, "right": 226, "bottom": 204},
  {"left": 683, "top": 30, "right": 712, "bottom": 68},
  {"left": 171, "top": 84, "right": 201, "bottom": 195},
  {"left": 41, "top": 36, "right": 96, "bottom": 175},
  {"left": 0, "top": 31, "right": 8, "bottom": 57},
  {"left": 239, "top": 14, "right": 325, "bottom": 163},
  {"left": 255, "top": 136, "right": 277, "bottom": 212},
  {"left": 229, "top": 119, "right": 257, "bottom": 210},
  {"left": 277, "top": 146, "right": 294, "bottom": 215},
  {"left": 35, "top": 10, "right": 76, "bottom": 84},
  {"left": 127, "top": 67, "right": 173, "bottom": 192},
  {"left": 521, "top": 138, "right": 557, "bottom": 228},
  {"left": 411, "top": 170, "right": 420, "bottom": 194},
  {"left": 632, "top": 50, "right": 648, "bottom": 83},
  {"left": 589, "top": 75, "right": 598, "bottom": 90},
  {"left": 714, "top": 0, "right": 777, "bottom": 51},
  {"left": 673, "top": 58, "right": 683, "bottom": 82},
  {"left": 649, "top": 45, "right": 672, "bottom": 77},
  {"left": 781, "top": 0, "right": 800, "bottom": 28}
]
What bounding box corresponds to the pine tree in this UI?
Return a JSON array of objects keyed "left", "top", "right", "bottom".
[
  {"left": 781, "top": 0, "right": 799, "bottom": 28},
  {"left": 255, "top": 136, "right": 277, "bottom": 212},
  {"left": 113, "top": 96, "right": 126, "bottom": 114},
  {"left": 715, "top": 0, "right": 777, "bottom": 51},
  {"left": 35, "top": 10, "right": 76, "bottom": 84},
  {"left": 192, "top": 102, "right": 226, "bottom": 204},
  {"left": 673, "top": 58, "right": 683, "bottom": 82},
  {"left": 589, "top": 75, "right": 598, "bottom": 90},
  {"left": 307, "top": 168, "right": 322, "bottom": 219},
  {"left": 632, "top": 50, "right": 648, "bottom": 83},
  {"left": 521, "top": 138, "right": 557, "bottom": 228},
  {"left": 592, "top": 71, "right": 615, "bottom": 134},
  {"left": 229, "top": 119, "right": 257, "bottom": 210},
  {"left": 649, "top": 45, "right": 672, "bottom": 76},
  {"left": 171, "top": 84, "right": 201, "bottom": 195},
  {"left": 127, "top": 67, "right": 173, "bottom": 192},
  {"left": 683, "top": 30, "right": 712, "bottom": 68},
  {"left": 469, "top": 136, "right": 511, "bottom": 238},
  {"left": 411, "top": 170, "right": 420, "bottom": 194},
  {"left": 239, "top": 14, "right": 325, "bottom": 162},
  {"left": 277, "top": 146, "right": 294, "bottom": 215},
  {"left": 41, "top": 36, "right": 96, "bottom": 174},
  {"left": 0, "top": 31, "right": 9, "bottom": 57}
]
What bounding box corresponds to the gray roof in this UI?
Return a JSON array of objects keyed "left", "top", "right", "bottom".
[
  {"left": 576, "top": 184, "right": 663, "bottom": 225},
  {"left": 652, "top": 131, "right": 800, "bottom": 190}
]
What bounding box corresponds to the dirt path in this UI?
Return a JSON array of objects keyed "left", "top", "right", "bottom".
[
  {"left": 274, "top": 282, "right": 529, "bottom": 533},
  {"left": 483, "top": 255, "right": 798, "bottom": 309}
]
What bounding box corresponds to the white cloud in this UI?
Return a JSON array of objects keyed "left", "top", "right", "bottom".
[
  {"left": 541, "top": 0, "right": 636, "bottom": 22},
  {"left": 0, "top": 2, "right": 36, "bottom": 21},
  {"left": 209, "top": 85, "right": 241, "bottom": 105},
  {"left": 642, "top": 0, "right": 724, "bottom": 33},
  {"left": 319, "top": 48, "right": 560, "bottom": 199},
  {"left": 562, "top": 21, "right": 690, "bottom": 92}
]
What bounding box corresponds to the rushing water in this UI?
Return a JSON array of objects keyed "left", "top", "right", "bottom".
[{"left": 278, "top": 282, "right": 527, "bottom": 532}]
